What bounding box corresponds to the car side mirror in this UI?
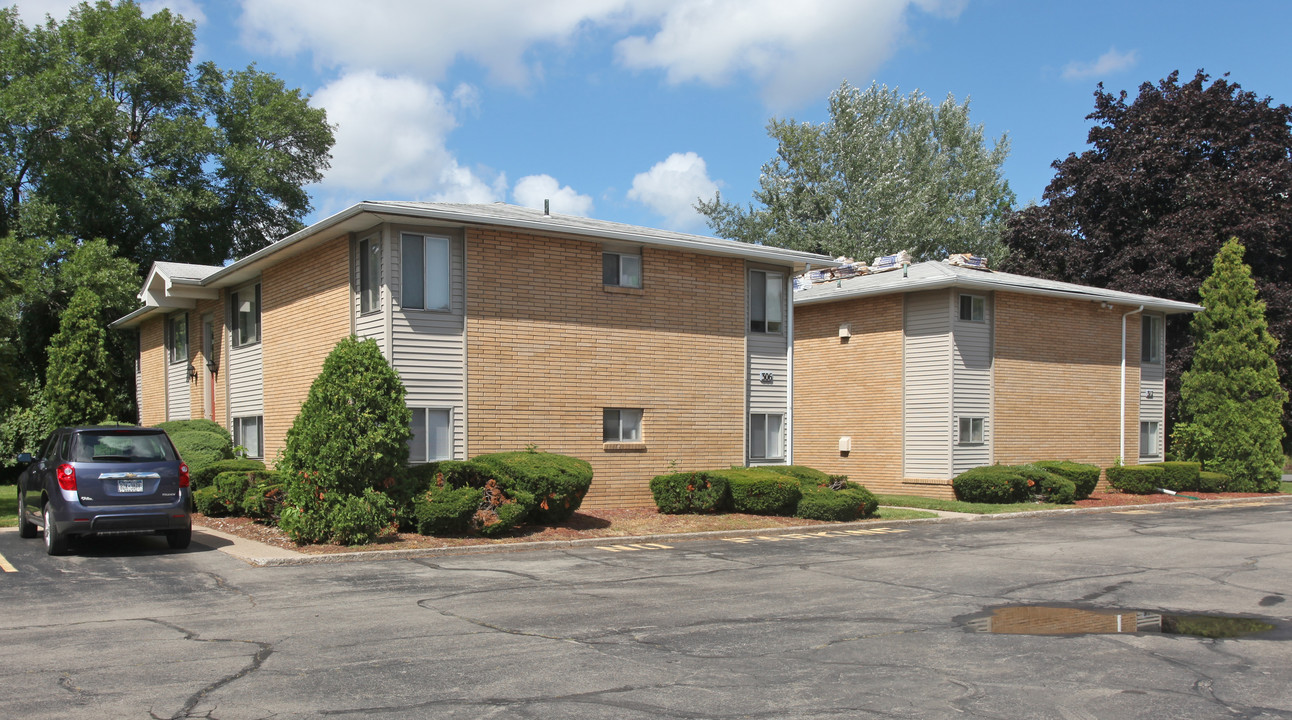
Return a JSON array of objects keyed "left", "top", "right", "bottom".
[{"left": 17, "top": 452, "right": 32, "bottom": 464}]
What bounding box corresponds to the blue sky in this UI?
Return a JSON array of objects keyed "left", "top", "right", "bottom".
[{"left": 13, "top": 1, "right": 1292, "bottom": 236}]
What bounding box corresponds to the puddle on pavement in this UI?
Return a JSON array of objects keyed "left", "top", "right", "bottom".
[{"left": 962, "top": 605, "right": 1278, "bottom": 639}]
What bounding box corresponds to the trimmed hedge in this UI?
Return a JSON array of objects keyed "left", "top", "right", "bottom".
[
  {"left": 953, "top": 466, "right": 1030, "bottom": 503},
  {"left": 1198, "top": 470, "right": 1232, "bottom": 493},
  {"left": 1145, "top": 461, "right": 1201, "bottom": 492},
  {"left": 198, "top": 469, "right": 282, "bottom": 517},
  {"left": 156, "top": 419, "right": 232, "bottom": 445},
  {"left": 650, "top": 471, "right": 730, "bottom": 514},
  {"left": 414, "top": 483, "right": 482, "bottom": 535},
  {"left": 169, "top": 430, "right": 234, "bottom": 474},
  {"left": 240, "top": 474, "right": 285, "bottom": 520},
  {"left": 795, "top": 478, "right": 878, "bottom": 521},
  {"left": 1031, "top": 461, "right": 1101, "bottom": 500},
  {"left": 1015, "top": 465, "right": 1075, "bottom": 505},
  {"left": 1106, "top": 465, "right": 1165, "bottom": 494},
  {"left": 714, "top": 469, "right": 801, "bottom": 515},
  {"left": 473, "top": 451, "right": 593, "bottom": 524},
  {"left": 388, "top": 462, "right": 445, "bottom": 531},
  {"left": 763, "top": 465, "right": 832, "bottom": 484},
  {"left": 190, "top": 458, "right": 266, "bottom": 490},
  {"left": 410, "top": 460, "right": 539, "bottom": 536}
]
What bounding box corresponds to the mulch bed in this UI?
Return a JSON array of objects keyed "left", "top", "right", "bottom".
[{"left": 196, "top": 490, "right": 1285, "bottom": 555}]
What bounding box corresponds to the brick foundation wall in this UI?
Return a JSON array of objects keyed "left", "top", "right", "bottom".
[
  {"left": 139, "top": 317, "right": 166, "bottom": 426},
  {"left": 261, "top": 236, "right": 352, "bottom": 462},
  {"left": 792, "top": 295, "right": 904, "bottom": 488},
  {"left": 994, "top": 292, "right": 1141, "bottom": 470},
  {"left": 465, "top": 227, "right": 747, "bottom": 508}
]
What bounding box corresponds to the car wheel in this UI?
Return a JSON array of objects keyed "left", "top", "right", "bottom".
[
  {"left": 17, "top": 492, "right": 38, "bottom": 539},
  {"left": 44, "top": 504, "right": 68, "bottom": 556},
  {"left": 166, "top": 525, "right": 192, "bottom": 550}
]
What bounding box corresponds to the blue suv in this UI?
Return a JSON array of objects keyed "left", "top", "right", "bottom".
[{"left": 16, "top": 426, "right": 193, "bottom": 555}]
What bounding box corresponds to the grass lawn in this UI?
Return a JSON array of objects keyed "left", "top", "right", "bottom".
[
  {"left": 1281, "top": 482, "right": 1291, "bottom": 495},
  {"left": 876, "top": 494, "right": 1063, "bottom": 514},
  {"left": 0, "top": 484, "right": 17, "bottom": 527}
]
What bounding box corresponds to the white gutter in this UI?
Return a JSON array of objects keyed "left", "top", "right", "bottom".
[{"left": 1120, "top": 305, "right": 1144, "bottom": 462}]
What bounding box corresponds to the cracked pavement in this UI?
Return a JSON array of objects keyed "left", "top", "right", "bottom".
[{"left": 0, "top": 500, "right": 1289, "bottom": 718}]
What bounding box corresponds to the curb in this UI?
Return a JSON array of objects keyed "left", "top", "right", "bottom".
[{"left": 203, "top": 494, "right": 1292, "bottom": 567}]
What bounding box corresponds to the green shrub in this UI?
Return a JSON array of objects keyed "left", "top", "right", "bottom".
[
  {"left": 169, "top": 430, "right": 234, "bottom": 474},
  {"left": 1145, "top": 461, "right": 1201, "bottom": 492},
  {"left": 156, "top": 419, "right": 232, "bottom": 445},
  {"left": 715, "top": 469, "right": 801, "bottom": 515},
  {"left": 280, "top": 336, "right": 410, "bottom": 498},
  {"left": 1198, "top": 470, "right": 1231, "bottom": 493},
  {"left": 414, "top": 483, "right": 482, "bottom": 535},
  {"left": 412, "top": 461, "right": 538, "bottom": 536},
  {"left": 193, "top": 485, "right": 221, "bottom": 516},
  {"left": 473, "top": 451, "right": 593, "bottom": 523},
  {"left": 763, "top": 465, "right": 832, "bottom": 484},
  {"left": 388, "top": 463, "right": 446, "bottom": 532},
  {"left": 207, "top": 471, "right": 254, "bottom": 516},
  {"left": 1016, "top": 465, "right": 1075, "bottom": 504},
  {"left": 1106, "top": 465, "right": 1166, "bottom": 494},
  {"left": 1031, "top": 461, "right": 1101, "bottom": 500},
  {"left": 326, "top": 489, "right": 394, "bottom": 546},
  {"left": 953, "top": 466, "right": 1030, "bottom": 503},
  {"left": 190, "top": 458, "right": 266, "bottom": 490},
  {"left": 241, "top": 480, "right": 285, "bottom": 521},
  {"left": 474, "top": 483, "right": 535, "bottom": 537},
  {"left": 795, "top": 479, "right": 878, "bottom": 521},
  {"left": 650, "top": 472, "right": 730, "bottom": 514}
]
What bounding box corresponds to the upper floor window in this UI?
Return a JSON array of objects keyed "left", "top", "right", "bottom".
[
  {"left": 167, "top": 313, "right": 188, "bottom": 364},
  {"left": 959, "top": 294, "right": 985, "bottom": 322},
  {"left": 231, "top": 284, "right": 261, "bottom": 347},
  {"left": 402, "top": 233, "right": 451, "bottom": 311},
  {"left": 359, "top": 235, "right": 381, "bottom": 314},
  {"left": 749, "top": 270, "right": 784, "bottom": 333},
  {"left": 602, "top": 251, "right": 642, "bottom": 288},
  {"left": 1141, "top": 314, "right": 1162, "bottom": 364}
]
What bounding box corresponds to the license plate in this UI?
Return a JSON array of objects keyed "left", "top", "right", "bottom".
[{"left": 118, "top": 479, "right": 144, "bottom": 493}]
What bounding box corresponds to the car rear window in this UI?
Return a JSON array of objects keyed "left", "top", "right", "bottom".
[{"left": 70, "top": 432, "right": 175, "bottom": 463}]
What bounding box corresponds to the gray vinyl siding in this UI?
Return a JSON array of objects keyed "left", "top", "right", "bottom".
[
  {"left": 227, "top": 331, "right": 264, "bottom": 420},
  {"left": 165, "top": 346, "right": 189, "bottom": 421},
  {"left": 747, "top": 266, "right": 790, "bottom": 465},
  {"left": 952, "top": 292, "right": 993, "bottom": 474},
  {"left": 903, "top": 290, "right": 952, "bottom": 478},
  {"left": 391, "top": 230, "right": 467, "bottom": 460},
  {"left": 353, "top": 232, "right": 385, "bottom": 347},
  {"left": 1139, "top": 315, "right": 1166, "bottom": 458}
]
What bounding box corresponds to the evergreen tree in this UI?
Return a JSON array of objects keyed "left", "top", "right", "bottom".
[
  {"left": 1174, "top": 239, "right": 1286, "bottom": 491},
  {"left": 44, "top": 287, "right": 115, "bottom": 426}
]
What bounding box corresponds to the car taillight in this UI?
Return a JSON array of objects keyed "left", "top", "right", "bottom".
[
  {"left": 179, "top": 463, "right": 190, "bottom": 488},
  {"left": 57, "top": 463, "right": 76, "bottom": 491}
]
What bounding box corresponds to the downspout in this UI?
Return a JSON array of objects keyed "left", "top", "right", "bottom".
[{"left": 1120, "top": 305, "right": 1144, "bottom": 462}]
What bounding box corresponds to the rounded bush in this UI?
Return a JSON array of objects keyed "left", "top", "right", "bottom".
[
  {"left": 953, "top": 466, "right": 1030, "bottom": 503},
  {"left": 650, "top": 472, "right": 730, "bottom": 514},
  {"left": 764, "top": 465, "right": 832, "bottom": 484},
  {"left": 1197, "top": 470, "right": 1231, "bottom": 492},
  {"left": 1145, "top": 462, "right": 1201, "bottom": 492},
  {"left": 414, "top": 483, "right": 483, "bottom": 535},
  {"left": 193, "top": 485, "right": 221, "bottom": 516},
  {"left": 1106, "top": 465, "right": 1166, "bottom": 494},
  {"left": 239, "top": 472, "right": 285, "bottom": 520},
  {"left": 716, "top": 469, "right": 801, "bottom": 515},
  {"left": 473, "top": 451, "right": 593, "bottom": 524},
  {"left": 208, "top": 471, "right": 254, "bottom": 516},
  {"left": 169, "top": 430, "right": 234, "bottom": 474},
  {"left": 414, "top": 462, "right": 538, "bottom": 536},
  {"left": 795, "top": 480, "right": 878, "bottom": 521},
  {"left": 1015, "top": 465, "right": 1076, "bottom": 504},
  {"left": 191, "top": 458, "right": 266, "bottom": 490},
  {"left": 1030, "top": 461, "right": 1101, "bottom": 500},
  {"left": 326, "top": 489, "right": 394, "bottom": 546},
  {"left": 388, "top": 463, "right": 446, "bottom": 532},
  {"left": 156, "top": 419, "right": 232, "bottom": 446}
]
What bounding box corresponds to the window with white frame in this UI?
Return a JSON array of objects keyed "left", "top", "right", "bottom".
[
  {"left": 750, "top": 413, "right": 784, "bottom": 460},
  {"left": 231, "top": 284, "right": 261, "bottom": 347},
  {"left": 401, "top": 233, "right": 451, "bottom": 311},
  {"left": 602, "top": 408, "right": 642, "bottom": 443},
  {"left": 602, "top": 251, "right": 642, "bottom": 288},
  {"left": 749, "top": 270, "right": 784, "bottom": 333},
  {"left": 1141, "top": 314, "right": 1163, "bottom": 364},
  {"left": 408, "top": 407, "right": 453, "bottom": 462},
  {"left": 958, "top": 417, "right": 984, "bottom": 445},
  {"left": 959, "top": 294, "right": 985, "bottom": 322},
  {"left": 1140, "top": 421, "right": 1160, "bottom": 458},
  {"left": 233, "top": 416, "right": 263, "bottom": 458},
  {"left": 168, "top": 314, "right": 188, "bottom": 364},
  {"left": 359, "top": 236, "right": 381, "bottom": 314}
]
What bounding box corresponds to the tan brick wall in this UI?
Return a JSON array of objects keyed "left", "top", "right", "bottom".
[
  {"left": 139, "top": 317, "right": 167, "bottom": 426},
  {"left": 465, "top": 228, "right": 747, "bottom": 508},
  {"left": 261, "top": 236, "right": 352, "bottom": 463},
  {"left": 792, "top": 295, "right": 904, "bottom": 488},
  {"left": 994, "top": 293, "right": 1141, "bottom": 470}
]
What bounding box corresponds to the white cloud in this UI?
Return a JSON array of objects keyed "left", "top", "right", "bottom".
[
  {"left": 140, "top": 0, "right": 206, "bottom": 25},
  {"left": 615, "top": 0, "right": 964, "bottom": 108},
  {"left": 1062, "top": 47, "right": 1139, "bottom": 81},
  {"left": 12, "top": 0, "right": 205, "bottom": 26},
  {"left": 310, "top": 71, "right": 504, "bottom": 204},
  {"left": 513, "top": 175, "right": 594, "bottom": 216},
  {"left": 627, "top": 152, "right": 720, "bottom": 230}
]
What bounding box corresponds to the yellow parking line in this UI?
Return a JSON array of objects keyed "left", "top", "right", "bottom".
[{"left": 0, "top": 552, "right": 16, "bottom": 573}]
